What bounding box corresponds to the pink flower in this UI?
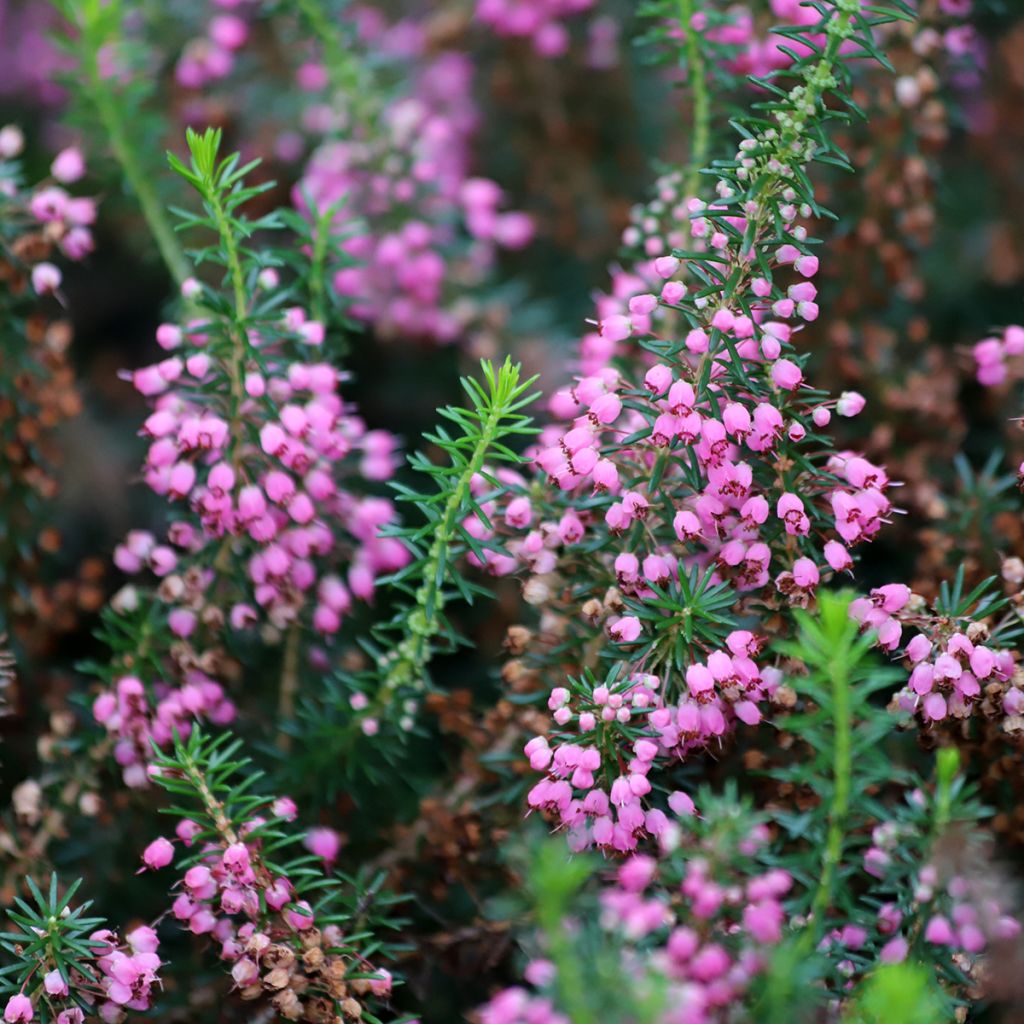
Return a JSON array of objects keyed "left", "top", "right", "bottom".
[
  {"left": 231, "top": 957, "right": 260, "bottom": 988},
  {"left": 654, "top": 256, "right": 680, "bottom": 278},
  {"left": 51, "top": 147, "right": 86, "bottom": 183},
  {"left": 879, "top": 935, "right": 908, "bottom": 964},
  {"left": 304, "top": 826, "right": 342, "bottom": 864},
  {"left": 43, "top": 971, "right": 68, "bottom": 997},
  {"left": 599, "top": 315, "right": 631, "bottom": 342},
  {"left": 792, "top": 558, "right": 819, "bottom": 588},
  {"left": 31, "top": 262, "right": 61, "bottom": 295},
  {"left": 286, "top": 900, "right": 314, "bottom": 930},
  {"left": 925, "top": 915, "right": 954, "bottom": 945},
  {"left": 3, "top": 996, "right": 32, "bottom": 1023},
  {"left": 771, "top": 358, "right": 803, "bottom": 390},
  {"left": 668, "top": 791, "right": 696, "bottom": 816},
  {"left": 824, "top": 540, "right": 852, "bottom": 572},
  {"left": 141, "top": 837, "right": 174, "bottom": 870},
  {"left": 922, "top": 692, "right": 947, "bottom": 721},
  {"left": 836, "top": 391, "right": 866, "bottom": 417},
  {"left": 608, "top": 616, "right": 642, "bottom": 643}
]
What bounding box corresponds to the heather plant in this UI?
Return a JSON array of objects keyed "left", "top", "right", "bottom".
[
  {"left": 483, "top": 594, "right": 1021, "bottom": 1022},
  {"left": 285, "top": 355, "right": 539, "bottom": 785},
  {"left": 0, "top": 874, "right": 162, "bottom": 1024},
  {"left": 141, "top": 729, "right": 404, "bottom": 1024},
  {"left": 0, "top": 127, "right": 91, "bottom": 643},
  {"left": 1, "top": 0, "right": 1024, "bottom": 1022},
  {"left": 479, "top": 0, "right": 906, "bottom": 855}
]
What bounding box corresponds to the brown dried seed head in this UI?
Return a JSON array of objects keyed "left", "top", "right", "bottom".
[
  {"left": 263, "top": 967, "right": 293, "bottom": 991},
  {"left": 302, "top": 996, "right": 335, "bottom": 1024},
  {"left": 966, "top": 621, "right": 990, "bottom": 643},
  {"left": 340, "top": 998, "right": 363, "bottom": 1020},
  {"left": 503, "top": 626, "right": 531, "bottom": 655},
  {"left": 272, "top": 989, "right": 304, "bottom": 1020},
  {"left": 773, "top": 685, "right": 797, "bottom": 709}
]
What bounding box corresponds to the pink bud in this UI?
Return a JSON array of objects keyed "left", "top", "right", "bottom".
[
  {"left": 142, "top": 837, "right": 174, "bottom": 870},
  {"left": 51, "top": 147, "right": 86, "bottom": 183},
  {"left": 599, "top": 315, "right": 632, "bottom": 342},
  {"left": 771, "top": 359, "right": 803, "bottom": 390},
  {"left": 668, "top": 790, "right": 696, "bottom": 816},
  {"left": 823, "top": 540, "right": 852, "bottom": 572},
  {"left": 794, "top": 254, "right": 818, "bottom": 277},
  {"left": 879, "top": 935, "right": 908, "bottom": 964},
  {"left": 924, "top": 915, "right": 954, "bottom": 945},
  {"left": 31, "top": 262, "right": 61, "bottom": 295},
  {"left": 609, "top": 616, "right": 642, "bottom": 643},
  {"left": 304, "top": 826, "right": 342, "bottom": 864},
  {"left": 836, "top": 391, "right": 866, "bottom": 417},
  {"left": 711, "top": 308, "right": 734, "bottom": 332},
  {"left": 654, "top": 256, "right": 680, "bottom": 278},
  {"left": 43, "top": 971, "right": 69, "bottom": 997}
]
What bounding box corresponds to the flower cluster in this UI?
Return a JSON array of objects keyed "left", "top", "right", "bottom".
[
  {"left": 483, "top": 5, "right": 897, "bottom": 826},
  {"left": 5, "top": 1, "right": 1024, "bottom": 1022},
  {"left": 852, "top": 854, "right": 1021, "bottom": 965},
  {"left": 144, "top": 730, "right": 394, "bottom": 1024},
  {"left": 1, "top": 928, "right": 161, "bottom": 1024},
  {"left": 973, "top": 324, "right": 1024, "bottom": 388},
  {"left": 880, "top": 591, "right": 1024, "bottom": 729},
  {"left": 482, "top": 812, "right": 793, "bottom": 1024},
  {"left": 525, "top": 649, "right": 779, "bottom": 853},
  {"left": 0, "top": 127, "right": 91, "bottom": 641},
  {"left": 80, "top": 129, "right": 411, "bottom": 784},
  {"left": 122, "top": 307, "right": 406, "bottom": 634},
  {"left": 692, "top": 0, "right": 826, "bottom": 81},
  {"left": 0, "top": 876, "right": 161, "bottom": 1024},
  {"left": 297, "top": 12, "right": 533, "bottom": 345},
  {"left": 175, "top": 4, "right": 251, "bottom": 91},
  {"left": 475, "top": 0, "right": 597, "bottom": 58},
  {"left": 93, "top": 671, "right": 235, "bottom": 789}
]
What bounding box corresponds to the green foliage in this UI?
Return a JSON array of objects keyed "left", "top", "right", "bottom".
[
  {"left": 378, "top": 357, "right": 540, "bottom": 688},
  {"left": 0, "top": 875, "right": 103, "bottom": 1017},
  {"left": 659, "top": 0, "right": 916, "bottom": 403},
  {"left": 771, "top": 590, "right": 907, "bottom": 924},
  {"left": 149, "top": 728, "right": 410, "bottom": 966},
  {"left": 623, "top": 562, "right": 739, "bottom": 684},
  {"left": 285, "top": 358, "right": 540, "bottom": 791},
  {"left": 505, "top": 834, "right": 669, "bottom": 1024},
  {"left": 55, "top": 0, "right": 191, "bottom": 283},
  {"left": 843, "top": 963, "right": 945, "bottom": 1024},
  {"left": 755, "top": 594, "right": 990, "bottom": 1022},
  {"left": 168, "top": 127, "right": 281, "bottom": 315}
]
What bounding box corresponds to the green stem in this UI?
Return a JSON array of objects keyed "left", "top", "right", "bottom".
[
  {"left": 932, "top": 746, "right": 960, "bottom": 834},
  {"left": 308, "top": 205, "right": 332, "bottom": 325},
  {"left": 180, "top": 748, "right": 239, "bottom": 845},
  {"left": 380, "top": 395, "right": 509, "bottom": 698},
  {"left": 276, "top": 622, "right": 302, "bottom": 752},
  {"left": 677, "top": 0, "right": 710, "bottom": 198},
  {"left": 204, "top": 178, "right": 250, "bottom": 456},
  {"left": 691, "top": 0, "right": 861, "bottom": 393},
  {"left": 538, "top": 900, "right": 593, "bottom": 1024},
  {"left": 207, "top": 189, "right": 248, "bottom": 323},
  {"left": 294, "top": 0, "right": 368, "bottom": 106},
  {"left": 73, "top": 3, "right": 190, "bottom": 286},
  {"left": 808, "top": 648, "right": 852, "bottom": 935}
]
